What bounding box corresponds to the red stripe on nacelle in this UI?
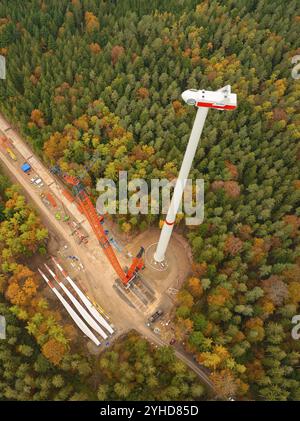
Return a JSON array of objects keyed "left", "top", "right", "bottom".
[{"left": 196, "top": 101, "right": 236, "bottom": 110}]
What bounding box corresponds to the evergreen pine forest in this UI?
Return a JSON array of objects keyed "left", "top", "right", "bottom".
[{"left": 0, "top": 0, "right": 299, "bottom": 401}]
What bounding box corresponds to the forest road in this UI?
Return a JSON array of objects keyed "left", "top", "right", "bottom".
[
  {"left": 0, "top": 113, "right": 215, "bottom": 395},
  {"left": 140, "top": 327, "right": 215, "bottom": 393}
]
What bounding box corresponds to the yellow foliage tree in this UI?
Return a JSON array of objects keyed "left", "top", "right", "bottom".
[
  {"left": 177, "top": 290, "right": 194, "bottom": 308},
  {"left": 85, "top": 11, "right": 99, "bottom": 33},
  {"left": 197, "top": 352, "right": 221, "bottom": 370},
  {"left": 44, "top": 132, "right": 69, "bottom": 162},
  {"left": 288, "top": 282, "right": 300, "bottom": 304},
  {"left": 214, "top": 345, "right": 230, "bottom": 362},
  {"left": 121, "top": 222, "right": 131, "bottom": 234}
]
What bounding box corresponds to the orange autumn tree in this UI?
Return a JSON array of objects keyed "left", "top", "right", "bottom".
[
  {"left": 136, "top": 87, "right": 149, "bottom": 99},
  {"left": 238, "top": 224, "right": 253, "bottom": 240},
  {"left": 5, "top": 264, "right": 38, "bottom": 307},
  {"left": 224, "top": 235, "right": 244, "bottom": 256},
  {"left": 223, "top": 181, "right": 241, "bottom": 198},
  {"left": 42, "top": 338, "right": 67, "bottom": 365},
  {"left": 187, "top": 277, "right": 203, "bottom": 298},
  {"left": 250, "top": 238, "right": 267, "bottom": 265},
  {"left": 245, "top": 317, "right": 265, "bottom": 343},
  {"left": 172, "top": 100, "right": 186, "bottom": 116},
  {"left": 283, "top": 215, "right": 300, "bottom": 238},
  {"left": 89, "top": 42, "right": 101, "bottom": 54},
  {"left": 174, "top": 318, "right": 194, "bottom": 342},
  {"left": 246, "top": 359, "right": 265, "bottom": 383},
  {"left": 192, "top": 262, "right": 207, "bottom": 277},
  {"left": 85, "top": 11, "right": 99, "bottom": 33},
  {"left": 111, "top": 45, "right": 125, "bottom": 65},
  {"left": 225, "top": 160, "right": 239, "bottom": 179},
  {"left": 73, "top": 114, "right": 89, "bottom": 131},
  {"left": 30, "top": 109, "right": 45, "bottom": 128},
  {"left": 43, "top": 132, "right": 70, "bottom": 162},
  {"left": 207, "top": 286, "right": 230, "bottom": 306}
]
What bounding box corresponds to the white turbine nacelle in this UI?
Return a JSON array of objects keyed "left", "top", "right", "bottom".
[{"left": 181, "top": 85, "right": 237, "bottom": 110}]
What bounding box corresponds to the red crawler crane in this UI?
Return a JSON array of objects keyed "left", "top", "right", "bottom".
[{"left": 52, "top": 166, "right": 144, "bottom": 286}]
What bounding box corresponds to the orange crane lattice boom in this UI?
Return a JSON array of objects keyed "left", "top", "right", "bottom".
[{"left": 53, "top": 168, "right": 144, "bottom": 285}]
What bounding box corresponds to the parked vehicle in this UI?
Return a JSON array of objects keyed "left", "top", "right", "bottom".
[
  {"left": 6, "top": 147, "right": 17, "bottom": 161},
  {"left": 147, "top": 309, "right": 163, "bottom": 325},
  {"left": 21, "top": 162, "right": 31, "bottom": 173},
  {"left": 34, "top": 178, "right": 44, "bottom": 187}
]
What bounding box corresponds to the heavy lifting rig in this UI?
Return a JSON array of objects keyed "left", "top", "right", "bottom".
[{"left": 51, "top": 166, "right": 144, "bottom": 286}]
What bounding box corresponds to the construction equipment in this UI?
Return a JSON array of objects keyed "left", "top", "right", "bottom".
[
  {"left": 62, "top": 188, "right": 75, "bottom": 203},
  {"left": 6, "top": 147, "right": 17, "bottom": 161},
  {"left": 51, "top": 165, "right": 144, "bottom": 286},
  {"left": 44, "top": 263, "right": 108, "bottom": 340},
  {"left": 46, "top": 192, "right": 57, "bottom": 208},
  {"left": 38, "top": 268, "right": 101, "bottom": 346},
  {"left": 147, "top": 309, "right": 163, "bottom": 325}
]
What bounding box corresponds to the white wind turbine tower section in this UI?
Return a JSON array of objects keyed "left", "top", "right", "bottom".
[
  {"left": 154, "top": 85, "right": 237, "bottom": 264},
  {"left": 44, "top": 263, "right": 108, "bottom": 340},
  {"left": 38, "top": 268, "right": 101, "bottom": 346},
  {"left": 51, "top": 256, "right": 114, "bottom": 335}
]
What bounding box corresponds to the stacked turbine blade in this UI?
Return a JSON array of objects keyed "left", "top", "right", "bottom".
[{"left": 38, "top": 258, "right": 114, "bottom": 346}]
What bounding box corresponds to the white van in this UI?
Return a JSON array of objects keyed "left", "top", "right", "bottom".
[{"left": 34, "top": 178, "right": 44, "bottom": 187}]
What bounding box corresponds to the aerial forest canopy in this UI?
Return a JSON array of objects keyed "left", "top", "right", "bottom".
[{"left": 0, "top": 0, "right": 299, "bottom": 400}]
